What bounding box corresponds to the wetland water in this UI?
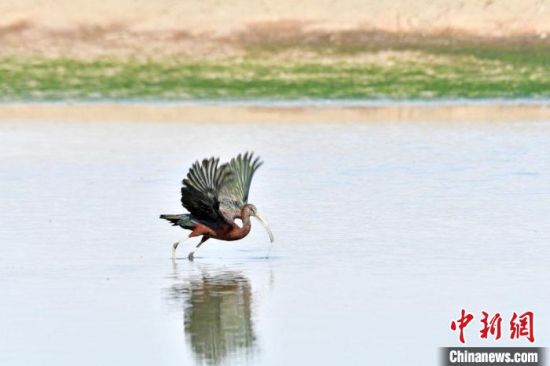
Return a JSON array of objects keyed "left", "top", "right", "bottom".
[{"left": 1, "top": 114, "right": 549, "bottom": 365}]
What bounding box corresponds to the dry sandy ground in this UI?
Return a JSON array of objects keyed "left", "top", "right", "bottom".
[
  {"left": 0, "top": 0, "right": 549, "bottom": 58},
  {"left": 2, "top": 0, "right": 549, "bottom": 35},
  {"left": 1, "top": 103, "right": 549, "bottom": 123}
]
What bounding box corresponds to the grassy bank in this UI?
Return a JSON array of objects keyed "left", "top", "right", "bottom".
[{"left": 1, "top": 36, "right": 549, "bottom": 100}]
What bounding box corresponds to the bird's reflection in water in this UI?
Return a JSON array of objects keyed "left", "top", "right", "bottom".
[{"left": 167, "top": 266, "right": 257, "bottom": 365}]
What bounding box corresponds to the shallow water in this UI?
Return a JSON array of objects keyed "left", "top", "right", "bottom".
[{"left": 1, "top": 117, "right": 549, "bottom": 365}]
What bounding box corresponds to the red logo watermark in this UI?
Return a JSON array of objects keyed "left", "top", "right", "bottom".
[{"left": 450, "top": 309, "right": 535, "bottom": 344}]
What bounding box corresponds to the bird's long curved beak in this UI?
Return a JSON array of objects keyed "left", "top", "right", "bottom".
[{"left": 253, "top": 212, "right": 274, "bottom": 243}]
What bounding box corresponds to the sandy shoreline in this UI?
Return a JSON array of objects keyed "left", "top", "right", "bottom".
[
  {"left": 1, "top": 102, "right": 549, "bottom": 123},
  {"left": 2, "top": 0, "right": 549, "bottom": 36},
  {"left": 1, "top": 0, "right": 549, "bottom": 59}
]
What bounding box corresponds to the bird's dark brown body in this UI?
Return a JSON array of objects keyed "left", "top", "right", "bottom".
[
  {"left": 160, "top": 153, "right": 273, "bottom": 259},
  {"left": 189, "top": 206, "right": 254, "bottom": 241}
]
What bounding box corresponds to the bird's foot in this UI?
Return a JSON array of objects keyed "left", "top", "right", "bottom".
[{"left": 187, "top": 251, "right": 195, "bottom": 261}]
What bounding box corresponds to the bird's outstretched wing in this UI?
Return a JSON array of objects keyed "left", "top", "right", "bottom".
[
  {"left": 219, "top": 152, "right": 263, "bottom": 221},
  {"left": 181, "top": 157, "right": 232, "bottom": 226}
]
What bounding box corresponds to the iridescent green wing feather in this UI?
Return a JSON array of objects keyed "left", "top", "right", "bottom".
[{"left": 219, "top": 152, "right": 263, "bottom": 222}]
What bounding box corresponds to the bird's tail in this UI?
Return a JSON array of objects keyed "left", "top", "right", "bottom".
[{"left": 159, "top": 214, "right": 183, "bottom": 226}]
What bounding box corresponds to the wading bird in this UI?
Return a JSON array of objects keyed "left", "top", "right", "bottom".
[{"left": 160, "top": 152, "right": 274, "bottom": 260}]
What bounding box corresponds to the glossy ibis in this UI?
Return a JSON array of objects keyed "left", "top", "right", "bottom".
[{"left": 161, "top": 152, "right": 273, "bottom": 260}]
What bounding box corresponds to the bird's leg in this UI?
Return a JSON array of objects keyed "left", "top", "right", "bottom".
[
  {"left": 187, "top": 236, "right": 209, "bottom": 261},
  {"left": 172, "top": 237, "right": 188, "bottom": 259}
]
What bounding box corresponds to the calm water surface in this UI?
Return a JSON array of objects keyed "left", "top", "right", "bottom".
[{"left": 1, "top": 117, "right": 549, "bottom": 365}]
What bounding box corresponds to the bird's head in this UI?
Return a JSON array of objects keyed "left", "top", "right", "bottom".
[{"left": 243, "top": 204, "right": 274, "bottom": 243}]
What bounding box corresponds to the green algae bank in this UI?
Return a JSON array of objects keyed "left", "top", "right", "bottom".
[{"left": 1, "top": 35, "right": 549, "bottom": 100}]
